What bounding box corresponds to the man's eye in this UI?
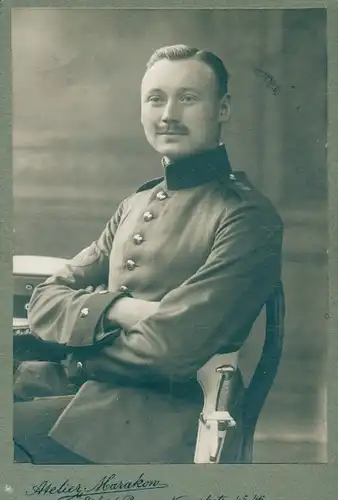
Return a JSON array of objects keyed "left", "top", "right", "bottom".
[
  {"left": 180, "top": 94, "right": 197, "bottom": 103},
  {"left": 148, "top": 96, "right": 164, "bottom": 103}
]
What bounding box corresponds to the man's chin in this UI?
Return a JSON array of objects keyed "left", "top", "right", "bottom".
[{"left": 154, "top": 144, "right": 194, "bottom": 161}]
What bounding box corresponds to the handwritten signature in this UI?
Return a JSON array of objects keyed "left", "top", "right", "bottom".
[{"left": 26, "top": 473, "right": 168, "bottom": 500}]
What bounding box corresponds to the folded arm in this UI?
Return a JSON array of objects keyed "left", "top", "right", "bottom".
[
  {"left": 85, "top": 203, "right": 283, "bottom": 382},
  {"left": 27, "top": 203, "right": 129, "bottom": 348},
  {"left": 29, "top": 198, "right": 283, "bottom": 383}
]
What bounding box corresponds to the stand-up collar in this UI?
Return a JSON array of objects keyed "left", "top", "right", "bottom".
[{"left": 162, "top": 144, "right": 233, "bottom": 190}]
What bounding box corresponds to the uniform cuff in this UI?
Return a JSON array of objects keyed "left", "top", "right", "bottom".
[
  {"left": 67, "top": 291, "right": 128, "bottom": 348},
  {"left": 94, "top": 314, "right": 121, "bottom": 344}
]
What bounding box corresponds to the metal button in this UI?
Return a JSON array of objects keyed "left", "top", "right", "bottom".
[
  {"left": 24, "top": 303, "right": 30, "bottom": 311},
  {"left": 25, "top": 284, "right": 33, "bottom": 291},
  {"left": 76, "top": 361, "right": 83, "bottom": 371},
  {"left": 156, "top": 190, "right": 167, "bottom": 201},
  {"left": 119, "top": 285, "right": 129, "bottom": 293},
  {"left": 133, "top": 234, "right": 144, "bottom": 245},
  {"left": 80, "top": 307, "right": 89, "bottom": 318},
  {"left": 143, "top": 211, "right": 154, "bottom": 222},
  {"left": 126, "top": 259, "right": 136, "bottom": 271},
  {"left": 229, "top": 173, "right": 236, "bottom": 181}
]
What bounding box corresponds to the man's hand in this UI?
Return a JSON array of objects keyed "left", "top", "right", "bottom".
[
  {"left": 105, "top": 297, "right": 160, "bottom": 331},
  {"left": 84, "top": 285, "right": 160, "bottom": 331}
]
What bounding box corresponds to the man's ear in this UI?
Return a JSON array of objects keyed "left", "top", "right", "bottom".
[{"left": 218, "top": 93, "right": 231, "bottom": 123}]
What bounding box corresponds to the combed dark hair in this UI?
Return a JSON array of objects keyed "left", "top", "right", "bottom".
[{"left": 146, "top": 44, "right": 229, "bottom": 96}]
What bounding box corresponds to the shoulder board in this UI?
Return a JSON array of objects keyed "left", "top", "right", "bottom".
[
  {"left": 228, "top": 171, "right": 280, "bottom": 219},
  {"left": 227, "top": 170, "right": 259, "bottom": 200},
  {"left": 136, "top": 176, "right": 164, "bottom": 193}
]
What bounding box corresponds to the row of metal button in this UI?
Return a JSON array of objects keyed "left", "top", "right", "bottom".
[
  {"left": 131, "top": 207, "right": 157, "bottom": 246},
  {"left": 120, "top": 190, "right": 167, "bottom": 291}
]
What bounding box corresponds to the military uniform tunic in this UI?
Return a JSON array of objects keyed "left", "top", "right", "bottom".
[{"left": 27, "top": 146, "right": 283, "bottom": 463}]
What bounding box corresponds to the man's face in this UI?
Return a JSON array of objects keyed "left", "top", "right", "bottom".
[{"left": 141, "top": 58, "right": 230, "bottom": 161}]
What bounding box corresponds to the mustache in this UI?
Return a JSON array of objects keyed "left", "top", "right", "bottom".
[{"left": 156, "top": 125, "right": 189, "bottom": 135}]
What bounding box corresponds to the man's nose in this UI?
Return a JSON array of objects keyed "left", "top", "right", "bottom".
[{"left": 161, "top": 99, "right": 180, "bottom": 122}]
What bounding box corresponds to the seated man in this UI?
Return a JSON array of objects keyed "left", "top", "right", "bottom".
[{"left": 13, "top": 44, "right": 283, "bottom": 464}]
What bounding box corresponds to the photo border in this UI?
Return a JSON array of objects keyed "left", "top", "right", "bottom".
[{"left": 1, "top": 2, "right": 337, "bottom": 499}]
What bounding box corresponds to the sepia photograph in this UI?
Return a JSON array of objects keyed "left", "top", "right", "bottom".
[{"left": 11, "top": 8, "right": 327, "bottom": 465}]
